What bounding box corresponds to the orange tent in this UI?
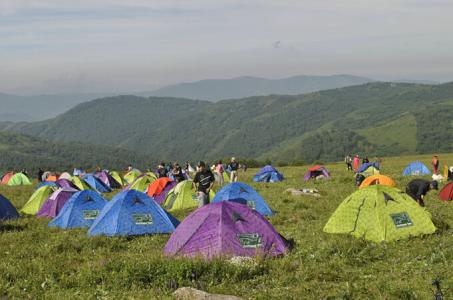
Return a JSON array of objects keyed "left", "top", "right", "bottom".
[
  {"left": 146, "top": 177, "right": 173, "bottom": 197},
  {"left": 46, "top": 175, "right": 58, "bottom": 182},
  {"left": 359, "top": 175, "right": 396, "bottom": 189},
  {"left": 1, "top": 172, "right": 15, "bottom": 185}
]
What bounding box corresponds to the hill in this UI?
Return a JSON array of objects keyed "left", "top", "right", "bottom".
[
  {"left": 1, "top": 82, "right": 453, "bottom": 164},
  {"left": 144, "top": 74, "right": 375, "bottom": 101},
  {"left": 0, "top": 132, "right": 153, "bottom": 174},
  {"left": 0, "top": 92, "right": 112, "bottom": 122}
]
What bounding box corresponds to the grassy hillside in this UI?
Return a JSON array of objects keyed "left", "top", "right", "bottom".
[
  {"left": 146, "top": 74, "right": 374, "bottom": 101},
  {"left": 1, "top": 153, "right": 452, "bottom": 298},
  {"left": 0, "top": 132, "right": 154, "bottom": 174},
  {"left": 1, "top": 82, "right": 453, "bottom": 164}
]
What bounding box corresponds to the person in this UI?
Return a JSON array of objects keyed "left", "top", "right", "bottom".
[
  {"left": 432, "top": 155, "right": 439, "bottom": 175},
  {"left": 193, "top": 161, "right": 215, "bottom": 207},
  {"left": 374, "top": 156, "right": 382, "bottom": 169},
  {"left": 126, "top": 165, "right": 132, "bottom": 172},
  {"left": 344, "top": 154, "right": 353, "bottom": 170},
  {"left": 216, "top": 160, "right": 224, "bottom": 186},
  {"left": 38, "top": 168, "right": 44, "bottom": 182},
  {"left": 353, "top": 154, "right": 360, "bottom": 172},
  {"left": 172, "top": 162, "right": 184, "bottom": 183},
  {"left": 362, "top": 156, "right": 369, "bottom": 164},
  {"left": 355, "top": 173, "right": 365, "bottom": 186},
  {"left": 228, "top": 157, "right": 239, "bottom": 183},
  {"left": 406, "top": 179, "right": 438, "bottom": 207},
  {"left": 165, "top": 162, "right": 172, "bottom": 175},
  {"left": 157, "top": 163, "right": 167, "bottom": 178}
]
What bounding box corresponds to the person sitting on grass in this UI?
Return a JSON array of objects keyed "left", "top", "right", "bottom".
[{"left": 405, "top": 178, "right": 438, "bottom": 207}]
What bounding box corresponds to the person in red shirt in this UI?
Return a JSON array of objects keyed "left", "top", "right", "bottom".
[
  {"left": 432, "top": 155, "right": 439, "bottom": 175},
  {"left": 353, "top": 154, "right": 360, "bottom": 172}
]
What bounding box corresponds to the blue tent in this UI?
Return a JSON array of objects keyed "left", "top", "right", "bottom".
[
  {"left": 253, "top": 165, "right": 284, "bottom": 183},
  {"left": 88, "top": 190, "right": 179, "bottom": 236},
  {"left": 0, "top": 194, "right": 20, "bottom": 221},
  {"left": 36, "top": 181, "right": 58, "bottom": 190},
  {"left": 48, "top": 190, "right": 108, "bottom": 229},
  {"left": 212, "top": 182, "right": 273, "bottom": 216},
  {"left": 357, "top": 162, "right": 380, "bottom": 173},
  {"left": 402, "top": 161, "right": 431, "bottom": 176},
  {"left": 83, "top": 174, "right": 112, "bottom": 193}
]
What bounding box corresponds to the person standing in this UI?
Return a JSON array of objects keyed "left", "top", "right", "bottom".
[
  {"left": 353, "top": 154, "right": 360, "bottom": 172},
  {"left": 406, "top": 179, "right": 438, "bottom": 207},
  {"left": 157, "top": 163, "right": 167, "bottom": 178},
  {"left": 344, "top": 154, "right": 353, "bottom": 170},
  {"left": 432, "top": 155, "right": 439, "bottom": 175},
  {"left": 216, "top": 160, "right": 225, "bottom": 186},
  {"left": 362, "top": 156, "right": 369, "bottom": 164},
  {"left": 228, "top": 157, "right": 239, "bottom": 183},
  {"left": 193, "top": 161, "right": 215, "bottom": 207},
  {"left": 172, "top": 162, "right": 184, "bottom": 183},
  {"left": 38, "top": 168, "right": 44, "bottom": 182}
]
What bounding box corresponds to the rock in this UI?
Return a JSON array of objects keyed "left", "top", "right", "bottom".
[{"left": 173, "top": 287, "right": 243, "bottom": 300}]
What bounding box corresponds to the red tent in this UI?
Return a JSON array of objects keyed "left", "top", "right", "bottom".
[{"left": 439, "top": 182, "right": 453, "bottom": 201}]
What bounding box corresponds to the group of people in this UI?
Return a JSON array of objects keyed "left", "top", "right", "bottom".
[{"left": 344, "top": 154, "right": 379, "bottom": 172}]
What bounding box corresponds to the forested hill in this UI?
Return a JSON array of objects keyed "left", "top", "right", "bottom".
[
  {"left": 1, "top": 82, "right": 453, "bottom": 164},
  {"left": 144, "top": 74, "right": 374, "bottom": 101},
  {"left": 0, "top": 132, "right": 153, "bottom": 174}
]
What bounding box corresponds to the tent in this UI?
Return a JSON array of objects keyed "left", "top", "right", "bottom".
[
  {"left": 56, "top": 178, "right": 79, "bottom": 189},
  {"left": 49, "top": 190, "right": 108, "bottom": 229},
  {"left": 88, "top": 190, "right": 179, "bottom": 237},
  {"left": 46, "top": 175, "right": 58, "bottom": 182},
  {"left": 439, "top": 182, "right": 453, "bottom": 201},
  {"left": 253, "top": 165, "right": 284, "bottom": 183},
  {"left": 73, "top": 168, "right": 85, "bottom": 176},
  {"left": 303, "top": 165, "right": 330, "bottom": 181},
  {"left": 7, "top": 173, "right": 32, "bottom": 186},
  {"left": 357, "top": 162, "right": 380, "bottom": 174},
  {"left": 36, "top": 187, "right": 79, "bottom": 218},
  {"left": 59, "top": 172, "right": 72, "bottom": 180},
  {"left": 359, "top": 175, "right": 396, "bottom": 189},
  {"left": 402, "top": 161, "right": 431, "bottom": 176},
  {"left": 94, "top": 171, "right": 122, "bottom": 189},
  {"left": 82, "top": 174, "right": 112, "bottom": 193},
  {"left": 163, "top": 180, "right": 215, "bottom": 212},
  {"left": 146, "top": 177, "right": 176, "bottom": 205},
  {"left": 125, "top": 174, "right": 156, "bottom": 193},
  {"left": 359, "top": 166, "right": 380, "bottom": 177},
  {"left": 164, "top": 201, "right": 288, "bottom": 259},
  {"left": 212, "top": 182, "right": 273, "bottom": 216},
  {"left": 36, "top": 181, "right": 58, "bottom": 189},
  {"left": 21, "top": 185, "right": 55, "bottom": 215},
  {"left": 0, "top": 194, "right": 20, "bottom": 221},
  {"left": 109, "top": 171, "right": 125, "bottom": 186},
  {"left": 124, "top": 169, "right": 142, "bottom": 184},
  {"left": 323, "top": 185, "right": 436, "bottom": 242},
  {"left": 71, "top": 176, "right": 90, "bottom": 190},
  {"left": 1, "top": 172, "right": 14, "bottom": 185}
]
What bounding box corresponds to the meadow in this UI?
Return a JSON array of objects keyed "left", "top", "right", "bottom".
[{"left": 1, "top": 154, "right": 452, "bottom": 299}]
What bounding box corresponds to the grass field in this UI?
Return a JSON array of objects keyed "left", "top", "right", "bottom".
[{"left": 1, "top": 154, "right": 453, "bottom": 299}]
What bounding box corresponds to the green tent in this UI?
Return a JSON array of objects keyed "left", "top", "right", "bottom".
[
  {"left": 360, "top": 166, "right": 380, "bottom": 177},
  {"left": 109, "top": 171, "right": 125, "bottom": 186},
  {"left": 71, "top": 176, "right": 90, "bottom": 190},
  {"left": 324, "top": 185, "right": 436, "bottom": 242},
  {"left": 7, "top": 173, "right": 32, "bottom": 186},
  {"left": 164, "top": 180, "right": 215, "bottom": 212},
  {"left": 124, "top": 170, "right": 141, "bottom": 184},
  {"left": 128, "top": 175, "right": 156, "bottom": 192},
  {"left": 21, "top": 185, "right": 54, "bottom": 215}
]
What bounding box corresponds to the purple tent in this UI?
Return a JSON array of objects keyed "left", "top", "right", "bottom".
[
  {"left": 154, "top": 181, "right": 177, "bottom": 205},
  {"left": 94, "top": 171, "right": 121, "bottom": 189},
  {"left": 164, "top": 201, "right": 288, "bottom": 259},
  {"left": 56, "top": 178, "right": 79, "bottom": 189},
  {"left": 36, "top": 187, "right": 79, "bottom": 218},
  {"left": 303, "top": 165, "right": 330, "bottom": 181}
]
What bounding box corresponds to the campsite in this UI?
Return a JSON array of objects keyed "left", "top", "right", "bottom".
[{"left": 1, "top": 154, "right": 452, "bottom": 299}]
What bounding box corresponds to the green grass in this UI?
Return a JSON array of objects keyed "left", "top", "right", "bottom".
[{"left": 1, "top": 154, "right": 453, "bottom": 299}]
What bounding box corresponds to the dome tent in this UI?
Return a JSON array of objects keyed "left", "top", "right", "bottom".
[
  {"left": 7, "top": 173, "right": 32, "bottom": 186},
  {"left": 253, "top": 165, "right": 283, "bottom": 183},
  {"left": 0, "top": 194, "right": 20, "bottom": 221},
  {"left": 303, "top": 165, "right": 330, "bottom": 181},
  {"left": 21, "top": 185, "right": 55, "bottom": 215},
  {"left": 402, "top": 161, "right": 431, "bottom": 176}
]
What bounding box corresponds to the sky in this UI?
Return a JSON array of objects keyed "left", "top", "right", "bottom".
[{"left": 1, "top": 0, "right": 453, "bottom": 95}]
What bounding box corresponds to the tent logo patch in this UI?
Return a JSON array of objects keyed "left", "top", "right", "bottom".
[
  {"left": 133, "top": 214, "right": 153, "bottom": 225},
  {"left": 246, "top": 200, "right": 256, "bottom": 209},
  {"left": 237, "top": 233, "right": 262, "bottom": 248},
  {"left": 390, "top": 212, "right": 413, "bottom": 228},
  {"left": 83, "top": 210, "right": 99, "bottom": 220}
]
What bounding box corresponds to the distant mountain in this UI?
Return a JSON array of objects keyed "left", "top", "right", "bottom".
[
  {"left": 2, "top": 82, "right": 453, "bottom": 164},
  {"left": 0, "top": 92, "right": 113, "bottom": 122},
  {"left": 0, "top": 131, "right": 153, "bottom": 174},
  {"left": 143, "top": 74, "right": 375, "bottom": 101}
]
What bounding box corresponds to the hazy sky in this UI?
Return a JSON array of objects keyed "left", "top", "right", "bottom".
[{"left": 1, "top": 0, "right": 453, "bottom": 94}]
